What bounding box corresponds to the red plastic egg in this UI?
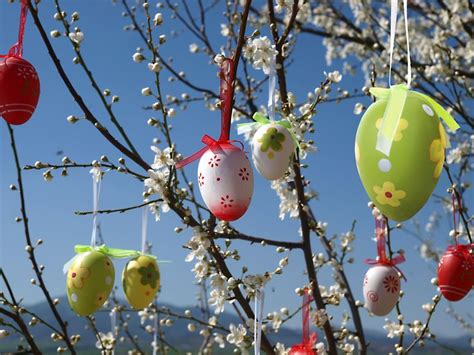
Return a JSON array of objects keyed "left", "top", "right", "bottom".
[
  {"left": 437, "top": 244, "right": 473, "bottom": 301},
  {"left": 0, "top": 56, "right": 40, "bottom": 125},
  {"left": 289, "top": 344, "right": 315, "bottom": 355}
]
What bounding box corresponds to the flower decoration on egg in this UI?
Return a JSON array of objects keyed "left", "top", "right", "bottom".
[
  {"left": 373, "top": 182, "right": 406, "bottom": 207},
  {"left": 138, "top": 263, "right": 160, "bottom": 289},
  {"left": 258, "top": 126, "right": 287, "bottom": 159}
]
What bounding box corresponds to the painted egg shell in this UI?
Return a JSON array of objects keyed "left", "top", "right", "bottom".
[
  {"left": 0, "top": 56, "right": 40, "bottom": 125},
  {"left": 363, "top": 265, "right": 400, "bottom": 316},
  {"left": 438, "top": 246, "right": 474, "bottom": 302},
  {"left": 66, "top": 251, "right": 115, "bottom": 316},
  {"left": 288, "top": 344, "right": 313, "bottom": 355},
  {"left": 355, "top": 93, "right": 446, "bottom": 221},
  {"left": 122, "top": 255, "right": 160, "bottom": 310},
  {"left": 251, "top": 123, "right": 295, "bottom": 180},
  {"left": 197, "top": 143, "right": 253, "bottom": 221}
]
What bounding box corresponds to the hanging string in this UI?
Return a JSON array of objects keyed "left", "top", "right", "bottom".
[
  {"left": 90, "top": 168, "right": 102, "bottom": 247},
  {"left": 141, "top": 204, "right": 149, "bottom": 254},
  {"left": 152, "top": 311, "right": 158, "bottom": 355},
  {"left": 218, "top": 58, "right": 236, "bottom": 142},
  {"left": 175, "top": 58, "right": 241, "bottom": 170},
  {"left": 451, "top": 190, "right": 462, "bottom": 246},
  {"left": 1, "top": 0, "right": 28, "bottom": 58},
  {"left": 254, "top": 287, "right": 265, "bottom": 355},
  {"left": 267, "top": 58, "right": 277, "bottom": 122},
  {"left": 388, "top": 0, "right": 411, "bottom": 88},
  {"left": 365, "top": 216, "right": 406, "bottom": 281},
  {"left": 110, "top": 308, "right": 117, "bottom": 355},
  {"left": 289, "top": 288, "right": 317, "bottom": 353}
]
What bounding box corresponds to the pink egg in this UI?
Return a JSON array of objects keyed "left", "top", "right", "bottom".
[
  {"left": 363, "top": 265, "right": 400, "bottom": 316},
  {"left": 197, "top": 143, "right": 253, "bottom": 221}
]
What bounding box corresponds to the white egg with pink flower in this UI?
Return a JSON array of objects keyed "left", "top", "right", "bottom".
[{"left": 363, "top": 265, "right": 400, "bottom": 316}]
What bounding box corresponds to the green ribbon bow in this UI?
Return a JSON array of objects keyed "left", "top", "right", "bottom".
[
  {"left": 63, "top": 244, "right": 169, "bottom": 274},
  {"left": 74, "top": 244, "right": 149, "bottom": 259},
  {"left": 237, "top": 112, "right": 300, "bottom": 151},
  {"left": 370, "top": 84, "right": 460, "bottom": 156}
]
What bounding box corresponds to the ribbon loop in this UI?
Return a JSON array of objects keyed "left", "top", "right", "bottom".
[
  {"left": 176, "top": 58, "right": 237, "bottom": 169},
  {"left": 370, "top": 85, "right": 460, "bottom": 156},
  {"left": 289, "top": 288, "right": 317, "bottom": 354},
  {"left": 1, "top": 0, "right": 28, "bottom": 59},
  {"left": 364, "top": 217, "right": 407, "bottom": 281}
]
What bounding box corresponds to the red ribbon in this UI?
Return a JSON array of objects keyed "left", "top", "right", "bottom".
[
  {"left": 364, "top": 217, "right": 407, "bottom": 281},
  {"left": 175, "top": 58, "right": 236, "bottom": 169},
  {"left": 290, "top": 289, "right": 318, "bottom": 354},
  {"left": 1, "top": 0, "right": 28, "bottom": 59}
]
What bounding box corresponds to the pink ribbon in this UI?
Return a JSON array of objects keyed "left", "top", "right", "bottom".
[
  {"left": 176, "top": 58, "right": 237, "bottom": 169},
  {"left": 364, "top": 217, "right": 407, "bottom": 281},
  {"left": 290, "top": 289, "right": 318, "bottom": 354},
  {"left": 1, "top": 0, "right": 28, "bottom": 59}
]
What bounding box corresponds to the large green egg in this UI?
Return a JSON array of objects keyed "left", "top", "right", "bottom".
[
  {"left": 355, "top": 93, "right": 446, "bottom": 222},
  {"left": 66, "top": 251, "right": 115, "bottom": 316},
  {"left": 122, "top": 255, "right": 160, "bottom": 310}
]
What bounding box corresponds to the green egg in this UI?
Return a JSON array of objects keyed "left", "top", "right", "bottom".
[
  {"left": 355, "top": 92, "right": 446, "bottom": 222},
  {"left": 66, "top": 251, "right": 115, "bottom": 316},
  {"left": 122, "top": 255, "right": 160, "bottom": 310}
]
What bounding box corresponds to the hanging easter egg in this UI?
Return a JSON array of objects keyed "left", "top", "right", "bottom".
[
  {"left": 354, "top": 85, "right": 460, "bottom": 222},
  {"left": 0, "top": 56, "right": 40, "bottom": 125},
  {"left": 288, "top": 343, "right": 315, "bottom": 355},
  {"left": 251, "top": 122, "right": 295, "bottom": 180},
  {"left": 66, "top": 251, "right": 115, "bottom": 316},
  {"left": 197, "top": 142, "right": 253, "bottom": 221},
  {"left": 122, "top": 255, "right": 160, "bottom": 310},
  {"left": 437, "top": 244, "right": 474, "bottom": 302},
  {"left": 363, "top": 265, "right": 400, "bottom": 316}
]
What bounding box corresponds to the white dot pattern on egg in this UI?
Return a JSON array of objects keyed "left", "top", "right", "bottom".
[
  {"left": 378, "top": 159, "right": 391, "bottom": 172},
  {"left": 422, "top": 104, "right": 434, "bottom": 117},
  {"left": 363, "top": 265, "right": 400, "bottom": 316},
  {"left": 71, "top": 293, "right": 78, "bottom": 302},
  {"left": 251, "top": 123, "right": 295, "bottom": 180},
  {"left": 197, "top": 143, "right": 253, "bottom": 221}
]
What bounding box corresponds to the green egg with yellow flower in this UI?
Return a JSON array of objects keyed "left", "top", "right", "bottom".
[
  {"left": 66, "top": 250, "right": 115, "bottom": 316},
  {"left": 122, "top": 255, "right": 160, "bottom": 310},
  {"left": 355, "top": 87, "right": 457, "bottom": 222}
]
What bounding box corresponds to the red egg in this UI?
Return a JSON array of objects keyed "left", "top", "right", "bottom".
[
  {"left": 289, "top": 344, "right": 314, "bottom": 355},
  {"left": 437, "top": 244, "right": 473, "bottom": 301},
  {"left": 0, "top": 56, "right": 40, "bottom": 125}
]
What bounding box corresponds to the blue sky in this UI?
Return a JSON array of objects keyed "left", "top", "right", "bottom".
[{"left": 1, "top": 0, "right": 472, "bottom": 340}]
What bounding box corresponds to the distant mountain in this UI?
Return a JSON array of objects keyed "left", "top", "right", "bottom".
[{"left": 0, "top": 296, "right": 471, "bottom": 354}]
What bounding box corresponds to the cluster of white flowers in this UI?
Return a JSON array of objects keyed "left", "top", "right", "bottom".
[
  {"left": 383, "top": 319, "right": 405, "bottom": 338},
  {"left": 311, "top": 308, "right": 328, "bottom": 328},
  {"left": 185, "top": 228, "right": 211, "bottom": 282},
  {"left": 226, "top": 323, "right": 248, "bottom": 351},
  {"left": 94, "top": 332, "right": 115, "bottom": 351},
  {"left": 144, "top": 146, "right": 174, "bottom": 220},
  {"left": 243, "top": 36, "right": 278, "bottom": 75},
  {"left": 208, "top": 272, "right": 228, "bottom": 314}
]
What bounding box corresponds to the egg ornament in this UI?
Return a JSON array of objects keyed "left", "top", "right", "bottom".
[
  {"left": 437, "top": 244, "right": 474, "bottom": 302},
  {"left": 363, "top": 265, "right": 400, "bottom": 316},
  {"left": 251, "top": 121, "right": 295, "bottom": 180},
  {"left": 197, "top": 142, "right": 253, "bottom": 221},
  {"left": 66, "top": 250, "right": 115, "bottom": 316},
  {"left": 355, "top": 85, "right": 459, "bottom": 222},
  {"left": 0, "top": 56, "right": 40, "bottom": 125},
  {"left": 122, "top": 255, "right": 160, "bottom": 310}
]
